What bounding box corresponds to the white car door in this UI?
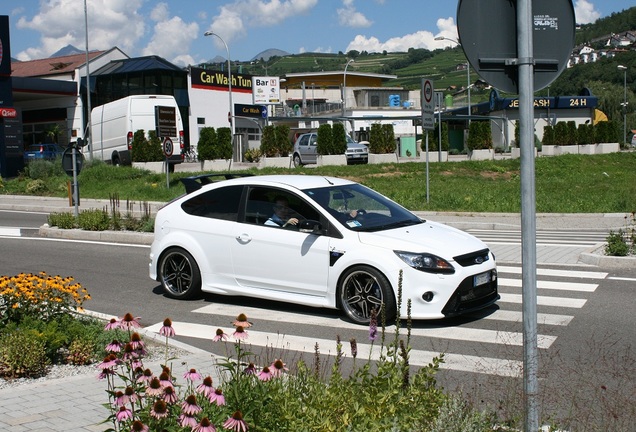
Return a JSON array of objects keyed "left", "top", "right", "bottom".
[{"left": 230, "top": 188, "right": 330, "bottom": 299}]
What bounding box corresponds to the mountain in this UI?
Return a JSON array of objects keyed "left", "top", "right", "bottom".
[
  {"left": 251, "top": 48, "right": 290, "bottom": 62},
  {"left": 50, "top": 45, "right": 84, "bottom": 58}
]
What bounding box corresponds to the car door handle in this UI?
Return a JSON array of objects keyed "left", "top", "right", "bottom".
[{"left": 236, "top": 233, "right": 252, "bottom": 244}]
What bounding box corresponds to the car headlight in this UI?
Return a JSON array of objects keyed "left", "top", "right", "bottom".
[{"left": 394, "top": 251, "right": 455, "bottom": 274}]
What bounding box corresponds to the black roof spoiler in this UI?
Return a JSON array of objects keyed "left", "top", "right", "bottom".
[{"left": 180, "top": 173, "right": 254, "bottom": 194}]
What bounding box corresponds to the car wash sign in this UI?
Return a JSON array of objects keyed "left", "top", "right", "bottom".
[{"left": 252, "top": 76, "right": 280, "bottom": 104}]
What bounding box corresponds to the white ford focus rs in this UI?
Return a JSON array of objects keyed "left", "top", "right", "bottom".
[{"left": 149, "top": 174, "right": 498, "bottom": 324}]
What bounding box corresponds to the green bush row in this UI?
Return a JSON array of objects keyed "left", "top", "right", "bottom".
[{"left": 48, "top": 208, "right": 154, "bottom": 232}]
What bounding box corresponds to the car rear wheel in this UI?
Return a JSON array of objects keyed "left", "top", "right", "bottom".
[
  {"left": 338, "top": 265, "right": 396, "bottom": 325},
  {"left": 293, "top": 153, "right": 303, "bottom": 168},
  {"left": 158, "top": 248, "right": 202, "bottom": 299}
]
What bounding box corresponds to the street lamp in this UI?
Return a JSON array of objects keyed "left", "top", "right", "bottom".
[
  {"left": 204, "top": 31, "right": 234, "bottom": 137},
  {"left": 435, "top": 36, "right": 471, "bottom": 123},
  {"left": 342, "top": 58, "right": 354, "bottom": 117},
  {"left": 618, "top": 65, "right": 627, "bottom": 146}
]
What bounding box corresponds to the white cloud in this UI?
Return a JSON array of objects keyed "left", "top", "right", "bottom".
[
  {"left": 207, "top": 0, "right": 318, "bottom": 48},
  {"left": 150, "top": 3, "right": 170, "bottom": 22},
  {"left": 346, "top": 17, "right": 459, "bottom": 53},
  {"left": 15, "top": 0, "right": 145, "bottom": 60},
  {"left": 142, "top": 14, "right": 199, "bottom": 66},
  {"left": 574, "top": 0, "right": 601, "bottom": 24},
  {"left": 337, "top": 0, "right": 373, "bottom": 28}
]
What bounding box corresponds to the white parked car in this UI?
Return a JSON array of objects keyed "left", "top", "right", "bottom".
[
  {"left": 292, "top": 132, "right": 368, "bottom": 167},
  {"left": 149, "top": 175, "right": 498, "bottom": 324}
]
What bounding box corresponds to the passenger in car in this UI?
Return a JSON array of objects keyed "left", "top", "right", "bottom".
[{"left": 265, "top": 196, "right": 299, "bottom": 228}]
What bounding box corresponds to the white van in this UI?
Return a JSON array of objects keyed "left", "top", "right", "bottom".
[{"left": 90, "top": 95, "right": 184, "bottom": 168}]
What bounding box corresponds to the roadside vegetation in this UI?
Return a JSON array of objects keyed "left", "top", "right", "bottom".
[{"left": 2, "top": 153, "right": 636, "bottom": 213}]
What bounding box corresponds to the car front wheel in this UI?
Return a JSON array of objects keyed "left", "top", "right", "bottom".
[
  {"left": 158, "top": 248, "right": 202, "bottom": 299},
  {"left": 293, "top": 153, "right": 303, "bottom": 168},
  {"left": 338, "top": 265, "right": 396, "bottom": 325}
]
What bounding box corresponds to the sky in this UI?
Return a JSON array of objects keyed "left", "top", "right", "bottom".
[{"left": 5, "top": 0, "right": 632, "bottom": 67}]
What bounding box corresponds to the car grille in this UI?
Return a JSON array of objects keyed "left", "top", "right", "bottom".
[
  {"left": 441, "top": 270, "right": 499, "bottom": 317},
  {"left": 453, "top": 248, "right": 490, "bottom": 267},
  {"left": 347, "top": 149, "right": 367, "bottom": 154}
]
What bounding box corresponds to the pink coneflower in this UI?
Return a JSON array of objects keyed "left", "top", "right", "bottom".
[
  {"left": 193, "top": 417, "right": 216, "bottom": 432},
  {"left": 232, "top": 313, "right": 252, "bottom": 328},
  {"left": 212, "top": 328, "right": 228, "bottom": 342},
  {"left": 119, "top": 313, "right": 141, "bottom": 330},
  {"left": 209, "top": 387, "right": 225, "bottom": 406},
  {"left": 232, "top": 326, "right": 248, "bottom": 340},
  {"left": 159, "top": 370, "right": 173, "bottom": 388},
  {"left": 137, "top": 368, "right": 154, "bottom": 384},
  {"left": 223, "top": 410, "right": 248, "bottom": 432},
  {"left": 257, "top": 366, "right": 273, "bottom": 381},
  {"left": 159, "top": 318, "right": 175, "bottom": 337},
  {"left": 146, "top": 377, "right": 164, "bottom": 397},
  {"left": 150, "top": 399, "right": 169, "bottom": 419},
  {"left": 114, "top": 391, "right": 127, "bottom": 407},
  {"left": 121, "top": 343, "right": 140, "bottom": 362},
  {"left": 106, "top": 340, "right": 122, "bottom": 352},
  {"left": 181, "top": 394, "right": 202, "bottom": 416},
  {"left": 184, "top": 368, "right": 202, "bottom": 381},
  {"left": 98, "top": 368, "right": 114, "bottom": 380},
  {"left": 104, "top": 318, "right": 119, "bottom": 330},
  {"left": 244, "top": 362, "right": 257, "bottom": 375},
  {"left": 130, "top": 420, "right": 149, "bottom": 432},
  {"left": 196, "top": 376, "right": 215, "bottom": 397},
  {"left": 97, "top": 353, "right": 120, "bottom": 370},
  {"left": 129, "top": 332, "right": 146, "bottom": 351},
  {"left": 163, "top": 385, "right": 179, "bottom": 404},
  {"left": 270, "top": 359, "right": 288, "bottom": 377},
  {"left": 179, "top": 413, "right": 199, "bottom": 428},
  {"left": 115, "top": 406, "right": 133, "bottom": 422}
]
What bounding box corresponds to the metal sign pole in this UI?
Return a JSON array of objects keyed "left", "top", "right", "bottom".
[
  {"left": 518, "top": 1, "right": 539, "bottom": 430},
  {"left": 71, "top": 145, "right": 79, "bottom": 217}
]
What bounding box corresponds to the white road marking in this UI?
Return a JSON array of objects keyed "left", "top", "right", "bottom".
[
  {"left": 498, "top": 293, "right": 587, "bottom": 308},
  {"left": 498, "top": 277, "right": 598, "bottom": 292},
  {"left": 498, "top": 265, "right": 608, "bottom": 279}
]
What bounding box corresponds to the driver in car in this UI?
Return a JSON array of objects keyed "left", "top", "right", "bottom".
[{"left": 265, "top": 196, "right": 300, "bottom": 228}]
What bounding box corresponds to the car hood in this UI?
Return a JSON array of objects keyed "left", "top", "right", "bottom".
[{"left": 357, "top": 219, "right": 488, "bottom": 258}]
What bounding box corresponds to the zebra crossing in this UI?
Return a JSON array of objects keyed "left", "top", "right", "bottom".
[
  {"left": 466, "top": 228, "right": 608, "bottom": 247},
  {"left": 145, "top": 265, "right": 608, "bottom": 379}
]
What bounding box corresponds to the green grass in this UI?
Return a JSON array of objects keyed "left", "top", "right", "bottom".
[{"left": 2, "top": 154, "right": 635, "bottom": 213}]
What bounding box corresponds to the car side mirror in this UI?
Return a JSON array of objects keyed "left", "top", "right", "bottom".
[{"left": 299, "top": 219, "right": 323, "bottom": 234}]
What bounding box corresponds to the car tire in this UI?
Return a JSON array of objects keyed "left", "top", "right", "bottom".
[
  {"left": 293, "top": 153, "right": 303, "bottom": 168},
  {"left": 338, "top": 265, "right": 396, "bottom": 325},
  {"left": 158, "top": 248, "right": 202, "bottom": 299}
]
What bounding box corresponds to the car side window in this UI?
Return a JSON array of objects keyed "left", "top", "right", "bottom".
[
  {"left": 298, "top": 135, "right": 309, "bottom": 146},
  {"left": 244, "top": 187, "right": 322, "bottom": 229},
  {"left": 181, "top": 185, "right": 242, "bottom": 221},
  {"left": 309, "top": 134, "right": 317, "bottom": 146}
]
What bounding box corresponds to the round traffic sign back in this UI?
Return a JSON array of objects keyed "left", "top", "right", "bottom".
[
  {"left": 457, "top": 0, "right": 575, "bottom": 93},
  {"left": 61, "top": 147, "right": 85, "bottom": 177}
]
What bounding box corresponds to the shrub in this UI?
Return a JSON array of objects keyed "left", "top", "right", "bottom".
[
  {"left": 332, "top": 122, "right": 348, "bottom": 155},
  {"left": 605, "top": 230, "right": 630, "bottom": 256},
  {"left": 25, "top": 179, "right": 48, "bottom": 194},
  {"left": 78, "top": 209, "right": 111, "bottom": 231},
  {"left": 197, "top": 127, "right": 217, "bottom": 160},
  {"left": 215, "top": 127, "right": 233, "bottom": 160},
  {"left": 260, "top": 125, "right": 277, "bottom": 157},
  {"left": 275, "top": 124, "right": 292, "bottom": 156},
  {"left": 317, "top": 123, "right": 333, "bottom": 155},
  {"left": 369, "top": 123, "right": 396, "bottom": 153},
  {"left": 48, "top": 212, "right": 77, "bottom": 229},
  {"left": 0, "top": 329, "right": 49, "bottom": 378},
  {"left": 131, "top": 129, "right": 163, "bottom": 162},
  {"left": 425, "top": 121, "right": 449, "bottom": 152},
  {"left": 467, "top": 121, "right": 492, "bottom": 150},
  {"left": 244, "top": 148, "right": 262, "bottom": 162}
]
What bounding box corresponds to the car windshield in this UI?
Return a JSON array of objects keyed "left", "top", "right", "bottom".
[{"left": 303, "top": 183, "right": 422, "bottom": 232}]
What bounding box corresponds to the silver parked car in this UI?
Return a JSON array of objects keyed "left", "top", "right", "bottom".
[{"left": 292, "top": 132, "right": 368, "bottom": 167}]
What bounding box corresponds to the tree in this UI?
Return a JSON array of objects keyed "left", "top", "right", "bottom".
[
  {"left": 260, "top": 125, "right": 277, "bottom": 157},
  {"left": 215, "top": 127, "right": 233, "bottom": 160},
  {"left": 275, "top": 124, "right": 292, "bottom": 156},
  {"left": 316, "top": 124, "right": 333, "bottom": 155},
  {"left": 332, "top": 123, "right": 347, "bottom": 155},
  {"left": 197, "top": 127, "right": 217, "bottom": 161}
]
